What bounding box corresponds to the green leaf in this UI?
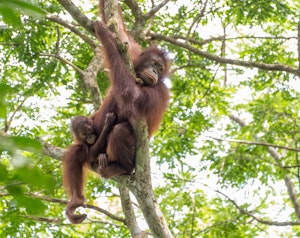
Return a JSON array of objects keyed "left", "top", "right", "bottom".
[
  {"left": 6, "top": 184, "right": 47, "bottom": 214},
  {"left": 0, "top": 136, "right": 42, "bottom": 154},
  {"left": 0, "top": 6, "right": 21, "bottom": 26},
  {"left": 14, "top": 165, "right": 55, "bottom": 190},
  {"left": 0, "top": 0, "right": 45, "bottom": 26},
  {"left": 0, "top": 163, "right": 8, "bottom": 181}
]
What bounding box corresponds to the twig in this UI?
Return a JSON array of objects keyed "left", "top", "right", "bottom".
[
  {"left": 5, "top": 97, "right": 27, "bottom": 132},
  {"left": 217, "top": 190, "right": 300, "bottom": 226}
]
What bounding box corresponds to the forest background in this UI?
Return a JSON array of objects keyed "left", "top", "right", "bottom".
[{"left": 1, "top": 0, "right": 300, "bottom": 237}]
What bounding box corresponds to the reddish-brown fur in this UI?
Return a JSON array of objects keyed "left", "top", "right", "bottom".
[
  {"left": 63, "top": 113, "right": 116, "bottom": 224},
  {"left": 100, "top": 0, "right": 141, "bottom": 61},
  {"left": 63, "top": 2, "right": 170, "bottom": 224}
]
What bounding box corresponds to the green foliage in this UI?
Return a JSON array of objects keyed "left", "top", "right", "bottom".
[
  {"left": 0, "top": 0, "right": 45, "bottom": 27},
  {"left": 224, "top": 0, "right": 292, "bottom": 25},
  {"left": 1, "top": 0, "right": 300, "bottom": 236}
]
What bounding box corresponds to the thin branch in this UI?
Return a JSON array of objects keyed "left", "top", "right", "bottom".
[
  {"left": 27, "top": 192, "right": 125, "bottom": 223},
  {"left": 123, "top": 0, "right": 145, "bottom": 38},
  {"left": 185, "top": 0, "right": 208, "bottom": 41},
  {"left": 283, "top": 165, "right": 300, "bottom": 169},
  {"left": 39, "top": 53, "right": 84, "bottom": 75},
  {"left": 86, "top": 203, "right": 125, "bottom": 223},
  {"left": 171, "top": 63, "right": 207, "bottom": 74},
  {"left": 46, "top": 14, "right": 97, "bottom": 49},
  {"left": 205, "top": 135, "right": 300, "bottom": 153},
  {"left": 171, "top": 35, "right": 297, "bottom": 49},
  {"left": 145, "top": 0, "right": 171, "bottom": 20},
  {"left": 22, "top": 215, "right": 61, "bottom": 224},
  {"left": 124, "top": 0, "right": 170, "bottom": 39},
  {"left": 0, "top": 43, "right": 19, "bottom": 46},
  {"left": 190, "top": 197, "right": 196, "bottom": 237},
  {"left": 229, "top": 114, "right": 300, "bottom": 221},
  {"left": 23, "top": 214, "right": 122, "bottom": 227},
  {"left": 295, "top": 141, "right": 300, "bottom": 188},
  {"left": 229, "top": 114, "right": 246, "bottom": 127},
  {"left": 217, "top": 190, "right": 300, "bottom": 226},
  {"left": 55, "top": 26, "right": 60, "bottom": 54},
  {"left": 268, "top": 146, "right": 300, "bottom": 222},
  {"left": 40, "top": 49, "right": 103, "bottom": 111},
  {"left": 85, "top": 219, "right": 124, "bottom": 227},
  {"left": 150, "top": 33, "right": 300, "bottom": 76},
  {"left": 125, "top": 0, "right": 170, "bottom": 21},
  {"left": 221, "top": 23, "right": 227, "bottom": 86},
  {"left": 5, "top": 97, "right": 27, "bottom": 132},
  {"left": 196, "top": 214, "right": 245, "bottom": 235}
]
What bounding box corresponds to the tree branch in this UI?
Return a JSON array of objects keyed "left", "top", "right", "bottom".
[
  {"left": 123, "top": 0, "right": 145, "bottom": 38},
  {"left": 40, "top": 53, "right": 84, "bottom": 75},
  {"left": 82, "top": 46, "right": 104, "bottom": 110},
  {"left": 217, "top": 190, "right": 300, "bottom": 226},
  {"left": 145, "top": 0, "right": 170, "bottom": 20},
  {"left": 5, "top": 97, "right": 27, "bottom": 132},
  {"left": 46, "top": 13, "right": 104, "bottom": 110},
  {"left": 22, "top": 215, "right": 61, "bottom": 224},
  {"left": 119, "top": 184, "right": 148, "bottom": 238},
  {"left": 56, "top": 0, "right": 94, "bottom": 34},
  {"left": 46, "top": 14, "right": 97, "bottom": 49},
  {"left": 40, "top": 140, "right": 64, "bottom": 161},
  {"left": 150, "top": 33, "right": 300, "bottom": 76},
  {"left": 185, "top": 0, "right": 208, "bottom": 41},
  {"left": 229, "top": 114, "right": 300, "bottom": 221},
  {"left": 267, "top": 147, "right": 300, "bottom": 221},
  {"left": 113, "top": 122, "right": 173, "bottom": 237},
  {"left": 124, "top": 0, "right": 142, "bottom": 18},
  {"left": 205, "top": 135, "right": 300, "bottom": 153},
  {"left": 85, "top": 203, "right": 125, "bottom": 223},
  {"left": 173, "top": 35, "right": 297, "bottom": 48}
]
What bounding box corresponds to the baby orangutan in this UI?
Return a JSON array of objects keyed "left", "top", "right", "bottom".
[{"left": 63, "top": 112, "right": 116, "bottom": 224}]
